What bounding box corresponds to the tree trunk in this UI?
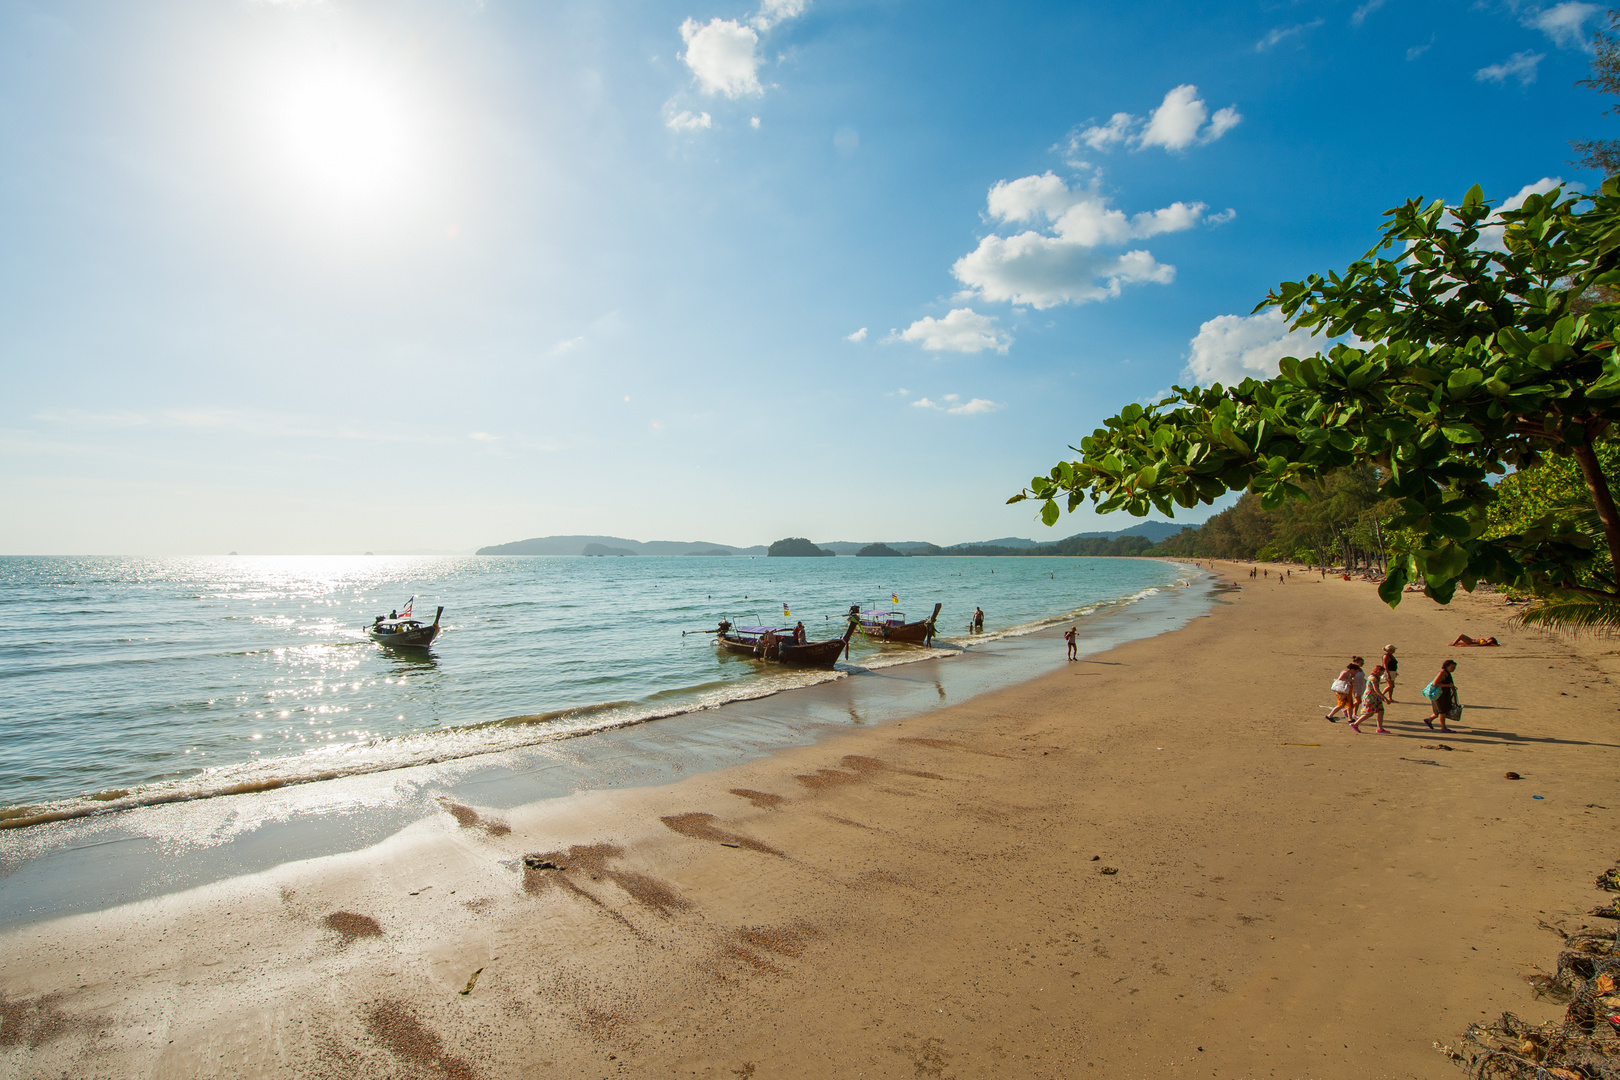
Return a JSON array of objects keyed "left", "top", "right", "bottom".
[{"left": 1571, "top": 439, "right": 1620, "bottom": 592}]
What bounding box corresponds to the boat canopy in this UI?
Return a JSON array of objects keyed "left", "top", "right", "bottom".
[{"left": 732, "top": 624, "right": 789, "bottom": 636}]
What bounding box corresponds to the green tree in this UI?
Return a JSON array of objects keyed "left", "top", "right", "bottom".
[
  {"left": 1012, "top": 181, "right": 1620, "bottom": 608},
  {"left": 1573, "top": 11, "right": 1620, "bottom": 173}
]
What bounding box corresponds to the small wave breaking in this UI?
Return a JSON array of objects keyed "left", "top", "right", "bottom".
[{"left": 0, "top": 565, "right": 1204, "bottom": 831}]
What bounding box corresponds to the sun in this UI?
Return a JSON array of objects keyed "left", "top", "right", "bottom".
[{"left": 249, "top": 44, "right": 423, "bottom": 217}]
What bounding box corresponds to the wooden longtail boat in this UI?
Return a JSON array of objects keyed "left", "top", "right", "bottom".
[
  {"left": 854, "top": 602, "right": 942, "bottom": 644},
  {"left": 365, "top": 606, "right": 444, "bottom": 649},
  {"left": 712, "top": 619, "right": 857, "bottom": 668}
]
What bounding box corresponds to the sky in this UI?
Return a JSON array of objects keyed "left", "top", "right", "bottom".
[{"left": 0, "top": 0, "right": 1613, "bottom": 554}]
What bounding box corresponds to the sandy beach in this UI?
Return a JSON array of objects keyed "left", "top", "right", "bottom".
[{"left": 3, "top": 561, "right": 1618, "bottom": 1079}]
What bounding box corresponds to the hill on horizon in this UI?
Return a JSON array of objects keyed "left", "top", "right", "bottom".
[
  {"left": 476, "top": 521, "right": 1190, "bottom": 557},
  {"left": 476, "top": 535, "right": 769, "bottom": 557}
]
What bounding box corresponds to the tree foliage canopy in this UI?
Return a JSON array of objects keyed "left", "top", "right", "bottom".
[{"left": 1012, "top": 180, "right": 1620, "bottom": 607}]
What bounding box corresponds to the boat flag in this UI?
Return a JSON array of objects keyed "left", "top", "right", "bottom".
[
  {"left": 401, "top": 596, "right": 415, "bottom": 617},
  {"left": 891, "top": 593, "right": 899, "bottom": 604},
  {"left": 783, "top": 603, "right": 790, "bottom": 618}
]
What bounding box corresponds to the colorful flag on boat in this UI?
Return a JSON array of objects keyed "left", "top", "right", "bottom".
[
  {"left": 891, "top": 593, "right": 899, "bottom": 604},
  {"left": 401, "top": 596, "right": 414, "bottom": 617},
  {"left": 782, "top": 604, "right": 790, "bottom": 618}
]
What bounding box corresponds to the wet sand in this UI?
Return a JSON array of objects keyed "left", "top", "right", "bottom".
[{"left": 3, "top": 561, "right": 1618, "bottom": 1078}]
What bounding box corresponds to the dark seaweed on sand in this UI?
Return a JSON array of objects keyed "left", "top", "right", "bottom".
[{"left": 1438, "top": 860, "right": 1620, "bottom": 1078}]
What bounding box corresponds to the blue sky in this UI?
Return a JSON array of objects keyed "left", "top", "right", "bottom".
[{"left": 0, "top": 0, "right": 1611, "bottom": 553}]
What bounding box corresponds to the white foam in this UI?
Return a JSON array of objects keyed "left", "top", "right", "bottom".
[{"left": 3, "top": 569, "right": 1203, "bottom": 830}]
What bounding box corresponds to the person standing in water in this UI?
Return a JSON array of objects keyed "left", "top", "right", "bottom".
[
  {"left": 973, "top": 607, "right": 984, "bottom": 633},
  {"left": 1064, "top": 625, "right": 1077, "bottom": 660}
]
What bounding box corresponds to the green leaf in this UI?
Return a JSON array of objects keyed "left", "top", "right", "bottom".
[{"left": 1040, "top": 500, "right": 1060, "bottom": 527}]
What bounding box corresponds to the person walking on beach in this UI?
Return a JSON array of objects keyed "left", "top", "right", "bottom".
[
  {"left": 1380, "top": 644, "right": 1398, "bottom": 702},
  {"left": 1352, "top": 664, "right": 1390, "bottom": 733},
  {"left": 1064, "top": 625, "right": 1077, "bottom": 660},
  {"left": 1427, "top": 659, "right": 1459, "bottom": 732},
  {"left": 1326, "top": 657, "right": 1364, "bottom": 721}
]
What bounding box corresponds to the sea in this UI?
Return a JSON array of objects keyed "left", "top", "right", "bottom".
[{"left": 0, "top": 554, "right": 1196, "bottom": 824}]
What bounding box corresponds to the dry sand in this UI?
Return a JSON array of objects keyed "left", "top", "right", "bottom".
[{"left": 2, "top": 561, "right": 1618, "bottom": 1079}]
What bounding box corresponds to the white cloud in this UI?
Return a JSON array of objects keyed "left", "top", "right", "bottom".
[
  {"left": 953, "top": 172, "right": 1217, "bottom": 308},
  {"left": 1256, "top": 19, "right": 1322, "bottom": 51},
  {"left": 948, "top": 397, "right": 1001, "bottom": 415},
  {"left": 665, "top": 107, "right": 712, "bottom": 131},
  {"left": 675, "top": 1, "right": 808, "bottom": 105},
  {"left": 1476, "top": 50, "right": 1544, "bottom": 84},
  {"left": 1139, "top": 85, "right": 1241, "bottom": 150},
  {"left": 1407, "top": 39, "right": 1433, "bottom": 61},
  {"left": 1477, "top": 177, "right": 1564, "bottom": 251},
  {"left": 680, "top": 18, "right": 762, "bottom": 98},
  {"left": 909, "top": 394, "right": 1003, "bottom": 415},
  {"left": 1184, "top": 309, "right": 1332, "bottom": 386},
  {"left": 1350, "top": 0, "right": 1385, "bottom": 26},
  {"left": 1528, "top": 2, "right": 1600, "bottom": 50},
  {"left": 846, "top": 327, "right": 868, "bottom": 342},
  {"left": 550, "top": 335, "right": 585, "bottom": 355},
  {"left": 897, "top": 308, "right": 1012, "bottom": 354},
  {"left": 1079, "top": 112, "right": 1136, "bottom": 150},
  {"left": 469, "top": 432, "right": 499, "bottom": 442},
  {"left": 750, "top": 0, "right": 807, "bottom": 30},
  {"left": 750, "top": 116, "right": 761, "bottom": 128},
  {"left": 1081, "top": 86, "right": 1241, "bottom": 153}
]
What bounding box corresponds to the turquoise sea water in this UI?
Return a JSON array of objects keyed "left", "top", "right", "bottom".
[{"left": 0, "top": 554, "right": 1193, "bottom": 818}]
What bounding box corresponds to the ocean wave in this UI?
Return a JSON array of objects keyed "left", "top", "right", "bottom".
[{"left": 0, "top": 571, "right": 1201, "bottom": 832}]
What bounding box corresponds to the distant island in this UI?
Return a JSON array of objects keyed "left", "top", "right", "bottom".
[
  {"left": 767, "top": 537, "right": 835, "bottom": 557},
  {"left": 581, "top": 543, "right": 637, "bottom": 557},
  {"left": 475, "top": 520, "right": 1190, "bottom": 558},
  {"left": 476, "top": 535, "right": 768, "bottom": 557}
]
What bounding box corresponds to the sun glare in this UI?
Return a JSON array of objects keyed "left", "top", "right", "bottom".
[{"left": 251, "top": 47, "right": 422, "bottom": 216}]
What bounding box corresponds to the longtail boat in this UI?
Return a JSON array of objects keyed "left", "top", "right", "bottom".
[
  {"left": 710, "top": 619, "right": 856, "bottom": 668},
  {"left": 365, "top": 605, "right": 444, "bottom": 649},
  {"left": 852, "top": 602, "right": 942, "bottom": 644}
]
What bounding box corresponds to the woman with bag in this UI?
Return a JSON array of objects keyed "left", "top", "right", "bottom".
[
  {"left": 1326, "top": 658, "right": 1363, "bottom": 721},
  {"left": 1424, "top": 659, "right": 1459, "bottom": 732}
]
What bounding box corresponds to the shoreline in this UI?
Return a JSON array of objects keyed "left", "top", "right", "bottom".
[
  {"left": 0, "top": 558, "right": 1195, "bottom": 828},
  {"left": 3, "top": 560, "right": 1617, "bottom": 1078},
  {"left": 0, "top": 566, "right": 1211, "bottom": 930}
]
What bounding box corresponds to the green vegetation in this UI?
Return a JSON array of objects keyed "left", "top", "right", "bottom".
[
  {"left": 767, "top": 537, "right": 835, "bottom": 557},
  {"left": 1572, "top": 11, "right": 1620, "bottom": 173},
  {"left": 1013, "top": 180, "right": 1620, "bottom": 616},
  {"left": 855, "top": 543, "right": 907, "bottom": 557},
  {"left": 1151, "top": 466, "right": 1394, "bottom": 570},
  {"left": 912, "top": 535, "right": 1156, "bottom": 558}
]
